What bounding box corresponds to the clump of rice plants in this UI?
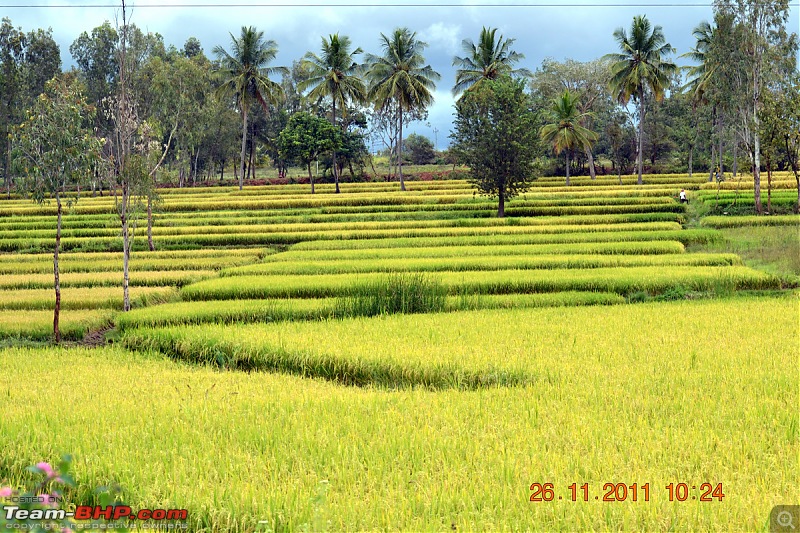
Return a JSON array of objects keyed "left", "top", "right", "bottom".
[{"left": 335, "top": 272, "right": 446, "bottom": 317}]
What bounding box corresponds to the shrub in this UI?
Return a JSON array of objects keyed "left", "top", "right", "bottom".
[{"left": 335, "top": 273, "right": 446, "bottom": 317}]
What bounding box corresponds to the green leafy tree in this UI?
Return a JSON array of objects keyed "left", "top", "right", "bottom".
[
  {"left": 529, "top": 58, "right": 612, "bottom": 179},
  {"left": 452, "top": 27, "right": 531, "bottom": 97},
  {"left": 10, "top": 78, "right": 104, "bottom": 342},
  {"left": 69, "top": 21, "right": 119, "bottom": 108},
  {"left": 451, "top": 76, "right": 539, "bottom": 217},
  {"left": 540, "top": 89, "right": 599, "bottom": 185},
  {"left": 365, "top": 28, "right": 440, "bottom": 191},
  {"left": 213, "top": 26, "right": 287, "bottom": 190},
  {"left": 299, "top": 34, "right": 366, "bottom": 193},
  {"left": 0, "top": 18, "right": 26, "bottom": 192},
  {"left": 278, "top": 111, "right": 339, "bottom": 193},
  {"left": 403, "top": 133, "right": 436, "bottom": 165},
  {"left": 713, "top": 0, "right": 796, "bottom": 214},
  {"left": 605, "top": 15, "right": 677, "bottom": 184}
]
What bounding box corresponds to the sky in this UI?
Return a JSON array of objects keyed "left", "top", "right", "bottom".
[{"left": 3, "top": 0, "right": 799, "bottom": 150}]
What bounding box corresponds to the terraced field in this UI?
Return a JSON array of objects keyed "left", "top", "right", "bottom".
[{"left": 1, "top": 174, "right": 797, "bottom": 532}]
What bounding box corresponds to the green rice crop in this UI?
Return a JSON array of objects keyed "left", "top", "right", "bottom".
[
  {"left": 121, "top": 296, "right": 793, "bottom": 390},
  {"left": 698, "top": 179, "right": 795, "bottom": 190},
  {"left": 701, "top": 215, "right": 800, "bottom": 228},
  {"left": 0, "top": 248, "right": 269, "bottom": 263},
  {"left": 222, "top": 253, "right": 741, "bottom": 277},
  {"left": 115, "top": 292, "right": 626, "bottom": 330},
  {"left": 182, "top": 265, "right": 775, "bottom": 300}
]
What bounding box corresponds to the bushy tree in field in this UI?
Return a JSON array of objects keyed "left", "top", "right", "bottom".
[
  {"left": 10, "top": 77, "right": 104, "bottom": 342},
  {"left": 403, "top": 133, "right": 436, "bottom": 165},
  {"left": 278, "top": 111, "right": 339, "bottom": 193},
  {"left": 451, "top": 76, "right": 539, "bottom": 217}
]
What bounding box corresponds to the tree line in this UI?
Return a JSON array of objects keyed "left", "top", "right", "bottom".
[{"left": 1, "top": 2, "right": 798, "bottom": 339}]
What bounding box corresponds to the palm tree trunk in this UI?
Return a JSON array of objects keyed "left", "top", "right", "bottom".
[
  {"left": 249, "top": 134, "right": 256, "bottom": 180},
  {"left": 637, "top": 88, "right": 644, "bottom": 185},
  {"left": 585, "top": 147, "right": 596, "bottom": 180},
  {"left": 565, "top": 152, "right": 571, "bottom": 186},
  {"left": 53, "top": 193, "right": 62, "bottom": 343},
  {"left": 308, "top": 161, "right": 315, "bottom": 194},
  {"left": 239, "top": 105, "right": 248, "bottom": 191},
  {"left": 332, "top": 99, "right": 340, "bottom": 194},
  {"left": 733, "top": 140, "right": 738, "bottom": 177},
  {"left": 398, "top": 104, "right": 406, "bottom": 191}
]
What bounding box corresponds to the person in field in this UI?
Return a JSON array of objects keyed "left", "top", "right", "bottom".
[{"left": 679, "top": 189, "right": 688, "bottom": 204}]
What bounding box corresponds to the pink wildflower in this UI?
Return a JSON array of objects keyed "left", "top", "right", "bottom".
[
  {"left": 35, "top": 462, "right": 56, "bottom": 478},
  {"left": 0, "top": 487, "right": 12, "bottom": 498}
]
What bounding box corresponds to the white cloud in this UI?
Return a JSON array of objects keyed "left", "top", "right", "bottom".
[{"left": 420, "top": 22, "right": 461, "bottom": 56}]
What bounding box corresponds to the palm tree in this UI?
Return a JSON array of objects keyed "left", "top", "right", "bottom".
[
  {"left": 452, "top": 27, "right": 531, "bottom": 97},
  {"left": 681, "top": 21, "right": 716, "bottom": 104},
  {"left": 213, "top": 26, "right": 287, "bottom": 190},
  {"left": 605, "top": 15, "right": 676, "bottom": 184},
  {"left": 680, "top": 21, "right": 716, "bottom": 179},
  {"left": 366, "top": 28, "right": 440, "bottom": 191},
  {"left": 299, "top": 34, "right": 366, "bottom": 193},
  {"left": 539, "top": 90, "right": 598, "bottom": 186}
]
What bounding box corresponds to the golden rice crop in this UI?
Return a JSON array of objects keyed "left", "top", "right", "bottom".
[
  {"left": 0, "top": 309, "right": 112, "bottom": 340},
  {"left": 0, "top": 254, "right": 263, "bottom": 275},
  {"left": 115, "top": 292, "right": 627, "bottom": 331},
  {"left": 270, "top": 240, "right": 687, "bottom": 262},
  {"left": 182, "top": 265, "right": 775, "bottom": 300},
  {"left": 290, "top": 229, "right": 721, "bottom": 251},
  {"left": 0, "top": 286, "right": 176, "bottom": 310},
  {"left": 5, "top": 303, "right": 796, "bottom": 530},
  {"left": 221, "top": 253, "right": 741, "bottom": 277},
  {"left": 0, "top": 270, "right": 215, "bottom": 289}
]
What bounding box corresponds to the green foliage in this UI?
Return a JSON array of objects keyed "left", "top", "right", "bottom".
[
  {"left": 11, "top": 77, "right": 103, "bottom": 204},
  {"left": 277, "top": 111, "right": 339, "bottom": 185},
  {"left": 334, "top": 272, "right": 446, "bottom": 317},
  {"left": 213, "top": 26, "right": 287, "bottom": 189},
  {"left": 605, "top": 15, "right": 677, "bottom": 183},
  {"left": 365, "top": 28, "right": 440, "bottom": 189},
  {"left": 452, "top": 26, "right": 531, "bottom": 97},
  {"left": 451, "top": 76, "right": 540, "bottom": 216},
  {"left": 403, "top": 133, "right": 436, "bottom": 165},
  {"left": 539, "top": 89, "right": 599, "bottom": 183}
]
